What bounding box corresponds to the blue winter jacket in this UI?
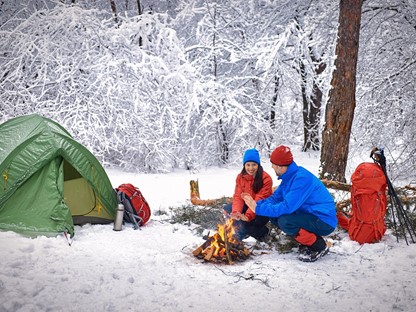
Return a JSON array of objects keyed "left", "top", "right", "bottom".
[{"left": 256, "top": 161, "right": 337, "bottom": 228}]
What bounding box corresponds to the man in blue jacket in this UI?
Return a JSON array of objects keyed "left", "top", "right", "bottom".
[{"left": 242, "top": 145, "right": 337, "bottom": 262}]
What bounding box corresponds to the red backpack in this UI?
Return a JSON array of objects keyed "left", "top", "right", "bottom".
[
  {"left": 337, "top": 162, "right": 387, "bottom": 244},
  {"left": 116, "top": 183, "right": 151, "bottom": 229}
]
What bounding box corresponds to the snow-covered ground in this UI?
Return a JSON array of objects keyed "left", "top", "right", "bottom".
[{"left": 1, "top": 150, "right": 415, "bottom": 312}]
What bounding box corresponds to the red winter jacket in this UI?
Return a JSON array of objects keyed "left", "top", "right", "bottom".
[{"left": 232, "top": 171, "right": 273, "bottom": 222}]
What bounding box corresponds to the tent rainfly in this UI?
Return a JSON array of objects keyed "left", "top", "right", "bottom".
[{"left": 0, "top": 114, "right": 118, "bottom": 237}]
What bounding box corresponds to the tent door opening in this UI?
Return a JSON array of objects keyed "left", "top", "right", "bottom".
[{"left": 63, "top": 160, "right": 111, "bottom": 225}]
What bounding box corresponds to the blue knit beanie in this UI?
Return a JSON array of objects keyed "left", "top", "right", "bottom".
[{"left": 243, "top": 148, "right": 260, "bottom": 165}]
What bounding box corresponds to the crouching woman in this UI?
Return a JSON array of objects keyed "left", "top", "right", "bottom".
[{"left": 223, "top": 148, "right": 273, "bottom": 241}]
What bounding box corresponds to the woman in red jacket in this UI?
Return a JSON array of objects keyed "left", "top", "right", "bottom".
[{"left": 223, "top": 148, "right": 273, "bottom": 241}]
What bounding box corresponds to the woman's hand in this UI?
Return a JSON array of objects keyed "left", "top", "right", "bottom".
[
  {"left": 230, "top": 212, "right": 248, "bottom": 221},
  {"left": 241, "top": 192, "right": 256, "bottom": 213}
]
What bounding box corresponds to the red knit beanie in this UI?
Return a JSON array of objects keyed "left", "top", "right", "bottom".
[{"left": 270, "top": 145, "right": 293, "bottom": 165}]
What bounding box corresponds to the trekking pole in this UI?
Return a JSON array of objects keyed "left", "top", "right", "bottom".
[
  {"left": 370, "top": 147, "right": 416, "bottom": 244},
  {"left": 385, "top": 168, "right": 416, "bottom": 244},
  {"left": 387, "top": 178, "right": 416, "bottom": 244},
  {"left": 382, "top": 161, "right": 416, "bottom": 244},
  {"left": 373, "top": 147, "right": 416, "bottom": 244},
  {"left": 370, "top": 147, "right": 399, "bottom": 242}
]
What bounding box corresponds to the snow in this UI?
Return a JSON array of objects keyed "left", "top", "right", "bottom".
[{"left": 1, "top": 152, "right": 416, "bottom": 312}]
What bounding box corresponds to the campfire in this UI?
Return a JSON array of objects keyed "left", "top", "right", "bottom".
[{"left": 193, "top": 218, "right": 251, "bottom": 264}]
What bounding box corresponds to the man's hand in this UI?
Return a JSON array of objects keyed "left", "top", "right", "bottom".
[
  {"left": 241, "top": 192, "right": 256, "bottom": 213},
  {"left": 230, "top": 211, "right": 248, "bottom": 221}
]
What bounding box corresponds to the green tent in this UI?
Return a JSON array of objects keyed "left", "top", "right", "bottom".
[{"left": 0, "top": 114, "right": 118, "bottom": 237}]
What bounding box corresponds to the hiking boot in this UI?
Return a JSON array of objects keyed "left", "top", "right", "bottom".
[
  {"left": 297, "top": 244, "right": 309, "bottom": 254},
  {"left": 298, "top": 236, "right": 329, "bottom": 262},
  {"left": 255, "top": 226, "right": 273, "bottom": 243},
  {"left": 298, "top": 245, "right": 329, "bottom": 262}
]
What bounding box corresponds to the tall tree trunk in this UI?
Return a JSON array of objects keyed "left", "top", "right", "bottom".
[
  {"left": 295, "top": 16, "right": 326, "bottom": 152},
  {"left": 219, "top": 118, "right": 229, "bottom": 164},
  {"left": 301, "top": 60, "right": 326, "bottom": 152},
  {"left": 270, "top": 74, "right": 279, "bottom": 130},
  {"left": 136, "top": 0, "right": 143, "bottom": 15},
  {"left": 320, "top": 0, "right": 363, "bottom": 182},
  {"left": 211, "top": 3, "right": 228, "bottom": 163},
  {"left": 300, "top": 61, "right": 310, "bottom": 149},
  {"left": 109, "top": 0, "right": 119, "bottom": 25},
  {"left": 136, "top": 0, "right": 143, "bottom": 46}
]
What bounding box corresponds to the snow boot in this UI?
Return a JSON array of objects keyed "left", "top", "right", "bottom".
[{"left": 297, "top": 236, "right": 329, "bottom": 262}]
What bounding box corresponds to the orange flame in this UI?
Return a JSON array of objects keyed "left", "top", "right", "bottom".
[
  {"left": 218, "top": 218, "right": 236, "bottom": 242},
  {"left": 202, "top": 218, "right": 238, "bottom": 257},
  {"left": 193, "top": 218, "right": 251, "bottom": 264}
]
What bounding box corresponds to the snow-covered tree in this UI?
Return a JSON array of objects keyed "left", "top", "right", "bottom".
[
  {"left": 1, "top": 0, "right": 415, "bottom": 178},
  {"left": 247, "top": 0, "right": 338, "bottom": 152},
  {"left": 0, "top": 4, "right": 196, "bottom": 172},
  {"left": 173, "top": 0, "right": 272, "bottom": 164},
  {"left": 350, "top": 0, "right": 416, "bottom": 180}
]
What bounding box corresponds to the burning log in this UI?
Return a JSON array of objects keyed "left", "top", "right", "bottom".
[
  {"left": 203, "top": 247, "right": 215, "bottom": 261},
  {"left": 192, "top": 233, "right": 220, "bottom": 257},
  {"left": 193, "top": 219, "right": 251, "bottom": 264}
]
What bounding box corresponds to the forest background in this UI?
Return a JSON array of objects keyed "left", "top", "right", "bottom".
[{"left": 0, "top": 0, "right": 415, "bottom": 183}]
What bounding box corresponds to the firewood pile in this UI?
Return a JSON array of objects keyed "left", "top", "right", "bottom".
[{"left": 193, "top": 218, "right": 251, "bottom": 264}]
